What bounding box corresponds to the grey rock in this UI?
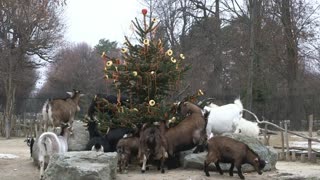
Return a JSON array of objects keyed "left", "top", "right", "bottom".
[
  {"left": 68, "top": 120, "right": 90, "bottom": 151},
  {"left": 43, "top": 151, "right": 118, "bottom": 180},
  {"left": 180, "top": 133, "right": 277, "bottom": 173}
]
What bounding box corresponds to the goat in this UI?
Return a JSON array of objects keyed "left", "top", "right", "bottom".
[
  {"left": 139, "top": 124, "right": 168, "bottom": 173},
  {"left": 204, "top": 98, "right": 243, "bottom": 138},
  {"left": 38, "top": 123, "right": 71, "bottom": 179},
  {"left": 164, "top": 101, "right": 207, "bottom": 156},
  {"left": 107, "top": 127, "right": 135, "bottom": 152},
  {"left": 234, "top": 118, "right": 260, "bottom": 137},
  {"left": 204, "top": 136, "right": 266, "bottom": 180},
  {"left": 85, "top": 120, "right": 112, "bottom": 152},
  {"left": 24, "top": 136, "right": 35, "bottom": 157},
  {"left": 116, "top": 136, "right": 139, "bottom": 173},
  {"left": 87, "top": 94, "right": 129, "bottom": 121},
  {"left": 42, "top": 89, "right": 84, "bottom": 133},
  {"left": 85, "top": 119, "right": 135, "bottom": 152}
]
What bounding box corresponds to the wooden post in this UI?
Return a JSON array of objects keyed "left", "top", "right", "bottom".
[
  {"left": 291, "top": 151, "right": 296, "bottom": 161},
  {"left": 308, "top": 114, "right": 313, "bottom": 162},
  {"left": 284, "top": 120, "right": 290, "bottom": 161},
  {"left": 280, "top": 121, "right": 285, "bottom": 155},
  {"left": 301, "top": 154, "right": 306, "bottom": 163}
]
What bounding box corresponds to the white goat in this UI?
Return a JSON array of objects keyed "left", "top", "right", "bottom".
[
  {"left": 204, "top": 98, "right": 243, "bottom": 138},
  {"left": 234, "top": 118, "right": 260, "bottom": 137},
  {"left": 42, "top": 89, "right": 84, "bottom": 133},
  {"left": 38, "top": 124, "right": 71, "bottom": 179}
]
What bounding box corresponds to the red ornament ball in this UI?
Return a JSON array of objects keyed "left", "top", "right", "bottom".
[{"left": 142, "top": 9, "right": 148, "bottom": 15}]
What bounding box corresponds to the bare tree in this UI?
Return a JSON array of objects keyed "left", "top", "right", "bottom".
[
  {"left": 0, "top": 0, "right": 65, "bottom": 138},
  {"left": 38, "top": 42, "right": 109, "bottom": 115}
]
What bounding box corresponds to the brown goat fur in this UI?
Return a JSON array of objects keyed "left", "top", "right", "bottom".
[
  {"left": 139, "top": 124, "right": 168, "bottom": 173},
  {"left": 42, "top": 89, "right": 83, "bottom": 133},
  {"left": 204, "top": 136, "right": 266, "bottom": 180},
  {"left": 164, "top": 101, "right": 207, "bottom": 156},
  {"left": 116, "top": 136, "right": 139, "bottom": 173}
]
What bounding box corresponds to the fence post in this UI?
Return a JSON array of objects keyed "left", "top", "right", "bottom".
[
  {"left": 280, "top": 121, "right": 285, "bottom": 153},
  {"left": 284, "top": 120, "right": 290, "bottom": 161},
  {"left": 308, "top": 114, "right": 313, "bottom": 162}
]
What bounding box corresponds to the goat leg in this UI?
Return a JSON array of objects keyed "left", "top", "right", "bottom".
[
  {"left": 236, "top": 164, "right": 245, "bottom": 180},
  {"left": 204, "top": 160, "right": 210, "bottom": 177},
  {"left": 141, "top": 155, "right": 147, "bottom": 173},
  {"left": 229, "top": 162, "right": 234, "bottom": 176},
  {"left": 215, "top": 162, "right": 223, "bottom": 175},
  {"left": 160, "top": 157, "right": 165, "bottom": 173}
]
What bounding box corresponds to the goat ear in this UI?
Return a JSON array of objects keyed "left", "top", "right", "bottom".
[
  {"left": 66, "top": 92, "right": 73, "bottom": 97},
  {"left": 80, "top": 93, "right": 85, "bottom": 97},
  {"left": 94, "top": 95, "right": 97, "bottom": 101},
  {"left": 254, "top": 157, "right": 259, "bottom": 162}
]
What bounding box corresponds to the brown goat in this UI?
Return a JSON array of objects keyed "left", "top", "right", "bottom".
[
  {"left": 164, "top": 101, "right": 207, "bottom": 156},
  {"left": 204, "top": 136, "right": 266, "bottom": 180},
  {"left": 139, "top": 124, "right": 168, "bottom": 173},
  {"left": 116, "top": 136, "right": 139, "bottom": 173},
  {"left": 42, "top": 89, "right": 83, "bottom": 133}
]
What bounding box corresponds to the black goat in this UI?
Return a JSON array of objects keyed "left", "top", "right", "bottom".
[
  {"left": 24, "top": 137, "right": 35, "bottom": 157},
  {"left": 85, "top": 120, "right": 134, "bottom": 152}
]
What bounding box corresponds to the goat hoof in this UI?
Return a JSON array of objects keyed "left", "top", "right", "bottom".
[
  {"left": 161, "top": 169, "right": 165, "bottom": 173},
  {"left": 205, "top": 172, "right": 210, "bottom": 177},
  {"left": 146, "top": 167, "right": 149, "bottom": 171},
  {"left": 229, "top": 173, "right": 233, "bottom": 176},
  {"left": 141, "top": 170, "right": 145, "bottom": 173}
]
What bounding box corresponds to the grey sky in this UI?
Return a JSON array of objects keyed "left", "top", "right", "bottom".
[{"left": 65, "top": 0, "right": 144, "bottom": 46}]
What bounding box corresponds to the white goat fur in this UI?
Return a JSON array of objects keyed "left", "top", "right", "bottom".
[
  {"left": 204, "top": 98, "right": 243, "bottom": 138},
  {"left": 38, "top": 129, "right": 69, "bottom": 179},
  {"left": 234, "top": 118, "right": 260, "bottom": 137}
]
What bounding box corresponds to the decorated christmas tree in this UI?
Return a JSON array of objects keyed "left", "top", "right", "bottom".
[{"left": 100, "top": 9, "right": 191, "bottom": 129}]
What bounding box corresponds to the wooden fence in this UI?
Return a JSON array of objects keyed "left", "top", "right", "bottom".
[{"left": 263, "top": 115, "right": 319, "bottom": 163}]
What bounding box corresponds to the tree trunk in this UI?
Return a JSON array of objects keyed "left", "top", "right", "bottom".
[
  {"left": 281, "top": 0, "right": 301, "bottom": 129},
  {"left": 246, "top": 0, "right": 261, "bottom": 115},
  {"left": 3, "top": 53, "right": 16, "bottom": 138},
  {"left": 208, "top": 0, "right": 223, "bottom": 97}
]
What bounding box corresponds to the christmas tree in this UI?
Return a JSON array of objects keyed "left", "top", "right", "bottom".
[{"left": 100, "top": 9, "right": 191, "bottom": 129}]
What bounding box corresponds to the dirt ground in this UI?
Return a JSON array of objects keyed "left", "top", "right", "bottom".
[{"left": 1, "top": 133, "right": 320, "bottom": 180}]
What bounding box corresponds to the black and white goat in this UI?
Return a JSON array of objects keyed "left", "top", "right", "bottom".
[
  {"left": 38, "top": 123, "right": 71, "bottom": 179},
  {"left": 42, "top": 89, "right": 84, "bottom": 133},
  {"left": 24, "top": 136, "right": 35, "bottom": 157}
]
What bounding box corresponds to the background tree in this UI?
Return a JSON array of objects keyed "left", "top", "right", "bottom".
[
  {"left": 37, "top": 42, "right": 108, "bottom": 116},
  {"left": 0, "top": 0, "right": 65, "bottom": 138},
  {"left": 94, "top": 38, "right": 119, "bottom": 57}
]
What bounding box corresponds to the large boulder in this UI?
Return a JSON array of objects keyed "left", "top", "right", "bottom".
[
  {"left": 68, "top": 120, "right": 90, "bottom": 151},
  {"left": 180, "top": 133, "right": 278, "bottom": 172},
  {"left": 43, "top": 151, "right": 117, "bottom": 180}
]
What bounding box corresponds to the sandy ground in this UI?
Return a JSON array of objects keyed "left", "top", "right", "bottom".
[{"left": 0, "top": 134, "right": 320, "bottom": 180}]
